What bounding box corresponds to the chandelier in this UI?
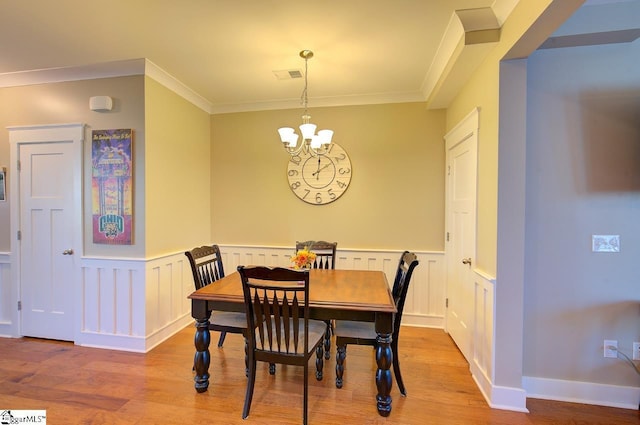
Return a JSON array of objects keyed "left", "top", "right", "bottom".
[{"left": 277, "top": 50, "right": 333, "bottom": 157}]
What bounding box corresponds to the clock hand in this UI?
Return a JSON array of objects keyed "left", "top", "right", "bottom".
[
  {"left": 315, "top": 157, "right": 321, "bottom": 179},
  {"left": 312, "top": 163, "right": 332, "bottom": 176}
]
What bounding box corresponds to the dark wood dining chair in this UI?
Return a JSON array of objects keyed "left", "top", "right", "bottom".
[
  {"left": 334, "top": 251, "right": 419, "bottom": 396},
  {"left": 185, "top": 245, "right": 246, "bottom": 348},
  {"left": 295, "top": 240, "right": 338, "bottom": 360},
  {"left": 295, "top": 240, "right": 337, "bottom": 269},
  {"left": 238, "top": 266, "right": 325, "bottom": 425}
]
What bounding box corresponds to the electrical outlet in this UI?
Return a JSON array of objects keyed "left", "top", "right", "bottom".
[
  {"left": 633, "top": 342, "right": 640, "bottom": 361},
  {"left": 604, "top": 340, "right": 618, "bottom": 358}
]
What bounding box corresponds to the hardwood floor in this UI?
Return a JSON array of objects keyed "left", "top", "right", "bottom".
[{"left": 0, "top": 326, "right": 637, "bottom": 424}]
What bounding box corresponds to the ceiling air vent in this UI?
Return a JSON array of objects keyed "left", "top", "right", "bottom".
[{"left": 273, "top": 69, "right": 303, "bottom": 80}]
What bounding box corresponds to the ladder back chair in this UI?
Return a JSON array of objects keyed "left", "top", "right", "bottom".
[
  {"left": 334, "top": 250, "right": 419, "bottom": 396},
  {"left": 295, "top": 240, "right": 337, "bottom": 269},
  {"left": 295, "top": 240, "right": 338, "bottom": 359},
  {"left": 238, "top": 266, "right": 325, "bottom": 425},
  {"left": 185, "top": 245, "right": 246, "bottom": 348}
]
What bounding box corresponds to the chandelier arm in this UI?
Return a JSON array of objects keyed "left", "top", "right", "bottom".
[{"left": 285, "top": 142, "right": 306, "bottom": 156}]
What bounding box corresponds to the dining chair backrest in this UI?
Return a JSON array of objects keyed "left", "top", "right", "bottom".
[
  {"left": 391, "top": 251, "right": 419, "bottom": 335},
  {"left": 333, "top": 250, "right": 419, "bottom": 395},
  {"left": 185, "top": 244, "right": 225, "bottom": 290},
  {"left": 295, "top": 240, "right": 337, "bottom": 269},
  {"left": 238, "top": 266, "right": 311, "bottom": 357},
  {"left": 237, "top": 265, "right": 325, "bottom": 424}
]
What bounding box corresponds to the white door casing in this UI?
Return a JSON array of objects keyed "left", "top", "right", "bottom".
[
  {"left": 444, "top": 108, "right": 478, "bottom": 363},
  {"left": 9, "top": 123, "right": 84, "bottom": 341}
]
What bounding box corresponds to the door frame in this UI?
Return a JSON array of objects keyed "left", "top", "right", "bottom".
[
  {"left": 9, "top": 123, "right": 84, "bottom": 339},
  {"left": 444, "top": 107, "right": 479, "bottom": 358}
]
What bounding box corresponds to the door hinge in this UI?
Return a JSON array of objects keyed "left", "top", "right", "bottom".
[
  {"left": 445, "top": 298, "right": 449, "bottom": 308},
  {"left": 17, "top": 159, "right": 21, "bottom": 171},
  {"left": 17, "top": 230, "right": 21, "bottom": 241},
  {"left": 446, "top": 232, "right": 450, "bottom": 242},
  {"left": 17, "top": 301, "right": 21, "bottom": 311},
  {"left": 447, "top": 165, "right": 451, "bottom": 176}
]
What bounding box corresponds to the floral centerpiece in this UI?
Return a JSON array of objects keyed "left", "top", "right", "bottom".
[{"left": 291, "top": 246, "right": 317, "bottom": 269}]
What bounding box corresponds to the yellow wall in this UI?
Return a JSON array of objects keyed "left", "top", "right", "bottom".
[
  {"left": 446, "top": 0, "right": 561, "bottom": 276},
  {"left": 144, "top": 77, "right": 211, "bottom": 256},
  {"left": 0, "top": 76, "right": 146, "bottom": 256},
  {"left": 211, "top": 102, "right": 446, "bottom": 250}
]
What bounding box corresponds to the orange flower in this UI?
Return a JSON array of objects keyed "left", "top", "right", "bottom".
[{"left": 291, "top": 246, "right": 317, "bottom": 269}]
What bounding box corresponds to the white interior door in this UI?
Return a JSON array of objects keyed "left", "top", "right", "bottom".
[
  {"left": 10, "top": 124, "right": 83, "bottom": 341},
  {"left": 444, "top": 109, "right": 478, "bottom": 363}
]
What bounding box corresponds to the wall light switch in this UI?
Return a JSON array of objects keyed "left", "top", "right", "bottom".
[{"left": 592, "top": 235, "right": 620, "bottom": 252}]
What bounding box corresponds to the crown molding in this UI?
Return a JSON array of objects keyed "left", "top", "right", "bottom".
[
  {"left": 209, "top": 91, "right": 425, "bottom": 114},
  {"left": 0, "top": 59, "right": 145, "bottom": 88},
  {"left": 422, "top": 7, "right": 501, "bottom": 109},
  {"left": 0, "top": 58, "right": 214, "bottom": 113},
  {"left": 143, "top": 59, "right": 213, "bottom": 113}
]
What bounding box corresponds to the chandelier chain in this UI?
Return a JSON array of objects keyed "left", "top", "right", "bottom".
[{"left": 301, "top": 54, "right": 309, "bottom": 116}]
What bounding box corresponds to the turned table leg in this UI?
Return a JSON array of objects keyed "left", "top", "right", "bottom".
[
  {"left": 193, "top": 317, "right": 211, "bottom": 392},
  {"left": 192, "top": 298, "right": 212, "bottom": 393},
  {"left": 375, "top": 331, "right": 393, "bottom": 416}
]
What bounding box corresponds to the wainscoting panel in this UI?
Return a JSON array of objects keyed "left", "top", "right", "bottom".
[
  {"left": 80, "top": 258, "right": 146, "bottom": 351},
  {"left": 0, "top": 252, "right": 13, "bottom": 336},
  {"left": 219, "top": 245, "right": 445, "bottom": 328},
  {"left": 406, "top": 255, "right": 446, "bottom": 328},
  {"left": 145, "top": 253, "right": 192, "bottom": 336},
  {"left": 79, "top": 253, "right": 193, "bottom": 352},
  {"left": 470, "top": 269, "right": 496, "bottom": 404},
  {"left": 465, "top": 269, "right": 529, "bottom": 412},
  {"left": 2, "top": 247, "right": 444, "bottom": 351}
]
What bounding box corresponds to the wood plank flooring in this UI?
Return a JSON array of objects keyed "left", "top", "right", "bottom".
[{"left": 0, "top": 326, "right": 638, "bottom": 424}]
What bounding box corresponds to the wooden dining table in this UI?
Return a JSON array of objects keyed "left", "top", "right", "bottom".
[{"left": 188, "top": 268, "right": 397, "bottom": 417}]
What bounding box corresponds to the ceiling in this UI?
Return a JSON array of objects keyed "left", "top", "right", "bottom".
[{"left": 0, "top": 0, "right": 637, "bottom": 114}]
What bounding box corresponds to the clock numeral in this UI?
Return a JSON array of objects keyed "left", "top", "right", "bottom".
[
  {"left": 290, "top": 155, "right": 302, "bottom": 165},
  {"left": 302, "top": 189, "right": 310, "bottom": 199},
  {"left": 288, "top": 169, "right": 299, "bottom": 177},
  {"left": 291, "top": 181, "right": 301, "bottom": 190},
  {"left": 315, "top": 192, "right": 323, "bottom": 204},
  {"left": 336, "top": 180, "right": 347, "bottom": 189},
  {"left": 339, "top": 167, "right": 351, "bottom": 175},
  {"left": 334, "top": 153, "right": 346, "bottom": 162},
  {"left": 327, "top": 189, "right": 336, "bottom": 200}
]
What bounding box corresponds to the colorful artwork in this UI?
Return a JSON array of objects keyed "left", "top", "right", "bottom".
[{"left": 91, "top": 129, "right": 133, "bottom": 244}]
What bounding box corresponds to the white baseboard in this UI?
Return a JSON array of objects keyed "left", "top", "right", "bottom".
[
  {"left": 78, "top": 313, "right": 193, "bottom": 353},
  {"left": 78, "top": 331, "right": 147, "bottom": 353},
  {"left": 403, "top": 312, "right": 443, "bottom": 328},
  {"left": 523, "top": 376, "right": 640, "bottom": 410},
  {"left": 472, "top": 365, "right": 529, "bottom": 412},
  {"left": 145, "top": 314, "right": 194, "bottom": 352}
]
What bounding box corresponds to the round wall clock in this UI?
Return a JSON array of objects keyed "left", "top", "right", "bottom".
[{"left": 286, "top": 142, "right": 352, "bottom": 205}]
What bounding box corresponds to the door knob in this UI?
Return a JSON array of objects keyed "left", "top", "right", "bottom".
[
  {"left": 462, "top": 257, "right": 471, "bottom": 265},
  {"left": 62, "top": 249, "right": 74, "bottom": 255}
]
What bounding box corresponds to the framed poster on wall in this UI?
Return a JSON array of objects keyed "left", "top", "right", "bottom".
[{"left": 91, "top": 129, "right": 133, "bottom": 244}]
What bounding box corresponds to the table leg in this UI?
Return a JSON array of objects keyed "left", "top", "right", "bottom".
[
  {"left": 194, "top": 317, "right": 211, "bottom": 393},
  {"left": 375, "top": 331, "right": 393, "bottom": 416}
]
